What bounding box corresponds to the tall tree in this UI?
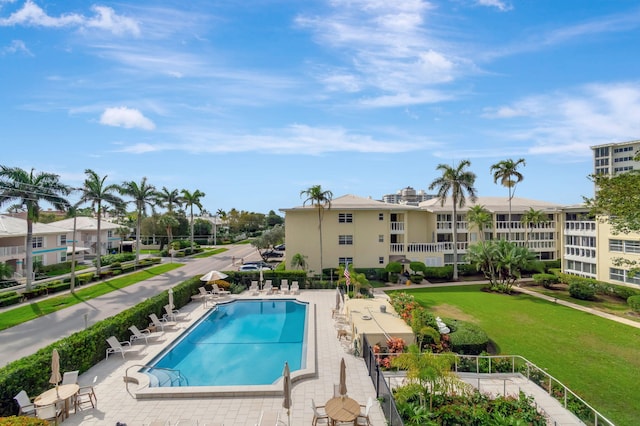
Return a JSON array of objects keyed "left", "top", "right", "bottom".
[
  {"left": 0, "top": 166, "right": 71, "bottom": 290},
  {"left": 428, "top": 161, "right": 477, "bottom": 280},
  {"left": 490, "top": 158, "right": 526, "bottom": 241},
  {"left": 467, "top": 205, "right": 492, "bottom": 241},
  {"left": 77, "top": 170, "right": 124, "bottom": 274},
  {"left": 156, "top": 187, "right": 183, "bottom": 213},
  {"left": 181, "top": 189, "right": 205, "bottom": 252},
  {"left": 520, "top": 208, "right": 550, "bottom": 246},
  {"left": 300, "top": 185, "right": 333, "bottom": 275},
  {"left": 118, "top": 177, "right": 158, "bottom": 265}
]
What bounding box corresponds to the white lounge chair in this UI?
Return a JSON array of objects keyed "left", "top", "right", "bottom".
[
  {"left": 290, "top": 281, "right": 299, "bottom": 294},
  {"left": 105, "top": 336, "right": 141, "bottom": 359},
  {"left": 248, "top": 281, "right": 259, "bottom": 296},
  {"left": 129, "top": 325, "right": 164, "bottom": 344},
  {"left": 14, "top": 390, "right": 36, "bottom": 417},
  {"left": 280, "top": 279, "right": 289, "bottom": 294},
  {"left": 211, "top": 284, "right": 230, "bottom": 297},
  {"left": 149, "top": 313, "right": 177, "bottom": 331},
  {"left": 163, "top": 304, "right": 190, "bottom": 322},
  {"left": 255, "top": 410, "right": 280, "bottom": 426},
  {"left": 262, "top": 280, "right": 273, "bottom": 295}
]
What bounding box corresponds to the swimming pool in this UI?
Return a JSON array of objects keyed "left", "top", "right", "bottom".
[{"left": 144, "top": 299, "right": 309, "bottom": 387}]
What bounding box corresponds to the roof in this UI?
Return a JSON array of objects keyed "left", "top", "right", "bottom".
[
  {"left": 281, "top": 194, "right": 420, "bottom": 212},
  {"left": 53, "top": 216, "right": 122, "bottom": 232},
  {"left": 0, "top": 215, "right": 69, "bottom": 237},
  {"left": 419, "top": 196, "right": 563, "bottom": 213}
]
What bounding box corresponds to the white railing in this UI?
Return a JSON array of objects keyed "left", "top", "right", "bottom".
[
  {"left": 0, "top": 245, "right": 25, "bottom": 257},
  {"left": 436, "top": 222, "right": 468, "bottom": 231},
  {"left": 390, "top": 222, "right": 404, "bottom": 232}
]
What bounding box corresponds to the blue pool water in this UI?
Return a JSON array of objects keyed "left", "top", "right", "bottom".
[{"left": 146, "top": 299, "right": 308, "bottom": 386}]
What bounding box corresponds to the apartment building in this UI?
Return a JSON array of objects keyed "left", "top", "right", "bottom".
[
  {"left": 281, "top": 194, "right": 562, "bottom": 274},
  {"left": 591, "top": 139, "right": 640, "bottom": 176}
]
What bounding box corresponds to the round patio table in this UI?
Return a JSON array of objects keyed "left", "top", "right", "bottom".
[
  {"left": 325, "top": 396, "right": 360, "bottom": 425},
  {"left": 35, "top": 383, "right": 79, "bottom": 420}
]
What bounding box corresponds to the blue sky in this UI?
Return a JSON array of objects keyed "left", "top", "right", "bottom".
[{"left": 2, "top": 0, "right": 640, "bottom": 214}]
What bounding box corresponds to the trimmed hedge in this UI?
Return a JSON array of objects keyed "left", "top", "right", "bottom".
[
  {"left": 532, "top": 273, "right": 560, "bottom": 289},
  {"left": 569, "top": 282, "right": 596, "bottom": 300},
  {"left": 0, "top": 275, "right": 202, "bottom": 417},
  {"left": 446, "top": 319, "right": 489, "bottom": 355},
  {"left": 628, "top": 295, "right": 640, "bottom": 312},
  {"left": 0, "top": 292, "right": 21, "bottom": 308}
]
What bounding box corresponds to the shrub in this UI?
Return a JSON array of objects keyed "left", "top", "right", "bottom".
[
  {"left": 0, "top": 292, "right": 21, "bottom": 307},
  {"left": 628, "top": 295, "right": 640, "bottom": 312},
  {"left": 0, "top": 417, "right": 49, "bottom": 425},
  {"left": 532, "top": 273, "right": 560, "bottom": 289},
  {"left": 569, "top": 282, "right": 596, "bottom": 300},
  {"left": 423, "top": 266, "right": 453, "bottom": 281},
  {"left": 446, "top": 319, "right": 489, "bottom": 355}
]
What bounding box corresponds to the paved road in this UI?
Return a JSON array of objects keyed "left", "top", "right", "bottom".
[{"left": 0, "top": 244, "right": 260, "bottom": 367}]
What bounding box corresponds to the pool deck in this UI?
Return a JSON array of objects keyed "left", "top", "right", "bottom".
[{"left": 62, "top": 290, "right": 387, "bottom": 426}]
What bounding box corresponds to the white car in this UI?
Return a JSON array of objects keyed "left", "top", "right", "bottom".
[{"left": 239, "top": 264, "right": 271, "bottom": 271}]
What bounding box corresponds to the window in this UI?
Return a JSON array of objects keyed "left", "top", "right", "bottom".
[
  {"left": 378, "top": 235, "right": 384, "bottom": 243},
  {"left": 339, "top": 235, "right": 353, "bottom": 245},
  {"left": 609, "top": 239, "right": 623, "bottom": 252},
  {"left": 108, "top": 230, "right": 113, "bottom": 237},
  {"left": 60, "top": 251, "right": 67, "bottom": 262},
  {"left": 338, "top": 257, "right": 353, "bottom": 265},
  {"left": 378, "top": 213, "right": 384, "bottom": 221},
  {"left": 610, "top": 268, "right": 625, "bottom": 283},
  {"left": 32, "top": 236, "right": 44, "bottom": 248},
  {"left": 378, "top": 257, "right": 384, "bottom": 264},
  {"left": 625, "top": 240, "right": 640, "bottom": 254},
  {"left": 338, "top": 213, "right": 353, "bottom": 223},
  {"left": 59, "top": 234, "right": 67, "bottom": 245}
]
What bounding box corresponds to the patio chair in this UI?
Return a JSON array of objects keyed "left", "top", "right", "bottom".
[
  {"left": 163, "top": 304, "right": 190, "bottom": 322},
  {"left": 149, "top": 313, "right": 177, "bottom": 331},
  {"left": 35, "top": 403, "right": 63, "bottom": 425},
  {"left": 248, "top": 281, "right": 259, "bottom": 296},
  {"left": 14, "top": 390, "right": 36, "bottom": 417},
  {"left": 129, "top": 325, "right": 164, "bottom": 344},
  {"left": 211, "top": 284, "right": 230, "bottom": 297},
  {"left": 356, "top": 396, "right": 374, "bottom": 425},
  {"left": 62, "top": 370, "right": 79, "bottom": 385},
  {"left": 262, "top": 280, "right": 274, "bottom": 295},
  {"left": 256, "top": 410, "right": 280, "bottom": 426},
  {"left": 311, "top": 399, "right": 329, "bottom": 426},
  {"left": 105, "top": 336, "right": 142, "bottom": 359},
  {"left": 280, "top": 279, "right": 289, "bottom": 294},
  {"left": 75, "top": 376, "right": 97, "bottom": 411},
  {"left": 290, "top": 281, "right": 299, "bottom": 295}
]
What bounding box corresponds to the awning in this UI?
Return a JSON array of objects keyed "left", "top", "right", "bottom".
[{"left": 67, "top": 246, "right": 91, "bottom": 254}]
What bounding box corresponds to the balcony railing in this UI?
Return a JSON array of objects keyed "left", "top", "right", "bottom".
[
  {"left": 391, "top": 242, "right": 469, "bottom": 254},
  {"left": 390, "top": 222, "right": 404, "bottom": 232},
  {"left": 0, "top": 245, "right": 25, "bottom": 258}
]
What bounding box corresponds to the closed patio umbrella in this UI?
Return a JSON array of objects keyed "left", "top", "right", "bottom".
[
  {"left": 50, "top": 349, "right": 62, "bottom": 396},
  {"left": 339, "top": 357, "right": 347, "bottom": 397},
  {"left": 282, "top": 362, "right": 291, "bottom": 426},
  {"left": 335, "top": 287, "right": 342, "bottom": 312},
  {"left": 168, "top": 288, "right": 174, "bottom": 310},
  {"left": 259, "top": 268, "right": 264, "bottom": 289}
]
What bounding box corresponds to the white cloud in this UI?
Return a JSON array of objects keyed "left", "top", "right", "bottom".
[
  {"left": 1, "top": 39, "right": 31, "bottom": 55},
  {"left": 482, "top": 82, "right": 640, "bottom": 157},
  {"left": 99, "top": 107, "right": 155, "bottom": 130},
  {"left": 475, "top": 0, "right": 512, "bottom": 12},
  {"left": 0, "top": 1, "right": 139, "bottom": 35}
]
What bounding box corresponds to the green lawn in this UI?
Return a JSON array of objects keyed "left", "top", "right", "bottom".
[
  {"left": 391, "top": 285, "right": 640, "bottom": 426},
  {"left": 193, "top": 247, "right": 228, "bottom": 259},
  {"left": 0, "top": 263, "right": 183, "bottom": 331}
]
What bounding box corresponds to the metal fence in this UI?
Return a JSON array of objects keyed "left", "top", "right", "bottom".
[{"left": 362, "top": 335, "right": 404, "bottom": 426}]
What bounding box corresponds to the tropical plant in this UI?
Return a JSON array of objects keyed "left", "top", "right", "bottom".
[
  {"left": 0, "top": 262, "right": 13, "bottom": 280},
  {"left": 428, "top": 161, "right": 477, "bottom": 280},
  {"left": 520, "top": 207, "right": 550, "bottom": 245},
  {"left": 118, "top": 177, "right": 158, "bottom": 265},
  {"left": 77, "top": 170, "right": 125, "bottom": 274},
  {"left": 181, "top": 189, "right": 205, "bottom": 252},
  {"left": 0, "top": 166, "right": 71, "bottom": 290},
  {"left": 156, "top": 186, "right": 183, "bottom": 213},
  {"left": 490, "top": 158, "right": 526, "bottom": 241},
  {"left": 466, "top": 240, "right": 537, "bottom": 293},
  {"left": 300, "top": 185, "right": 333, "bottom": 274},
  {"left": 467, "top": 204, "right": 492, "bottom": 241},
  {"left": 291, "top": 253, "right": 308, "bottom": 270}
]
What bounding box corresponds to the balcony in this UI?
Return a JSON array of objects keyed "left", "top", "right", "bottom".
[
  {"left": 390, "top": 222, "right": 404, "bottom": 233},
  {"left": 0, "top": 245, "right": 25, "bottom": 259},
  {"left": 390, "top": 242, "right": 468, "bottom": 254},
  {"left": 436, "top": 222, "right": 468, "bottom": 231}
]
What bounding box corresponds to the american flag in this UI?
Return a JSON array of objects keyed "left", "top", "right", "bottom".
[{"left": 344, "top": 263, "right": 351, "bottom": 287}]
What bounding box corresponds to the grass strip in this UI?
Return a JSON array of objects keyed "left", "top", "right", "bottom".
[
  {"left": 395, "top": 285, "right": 640, "bottom": 426},
  {"left": 192, "top": 247, "right": 228, "bottom": 259},
  {"left": 0, "top": 263, "right": 183, "bottom": 331}
]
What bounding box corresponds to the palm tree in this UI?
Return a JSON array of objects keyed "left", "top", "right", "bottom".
[
  {"left": 490, "top": 158, "right": 526, "bottom": 241},
  {"left": 0, "top": 166, "right": 71, "bottom": 290},
  {"left": 158, "top": 213, "right": 180, "bottom": 244},
  {"left": 156, "top": 187, "right": 183, "bottom": 213},
  {"left": 77, "top": 170, "right": 124, "bottom": 274},
  {"left": 118, "top": 177, "right": 158, "bottom": 265},
  {"left": 291, "top": 253, "right": 308, "bottom": 270},
  {"left": 428, "top": 161, "right": 477, "bottom": 281},
  {"left": 300, "top": 185, "right": 333, "bottom": 276},
  {"left": 181, "top": 189, "right": 205, "bottom": 253},
  {"left": 520, "top": 207, "right": 550, "bottom": 246},
  {"left": 467, "top": 205, "right": 492, "bottom": 241}
]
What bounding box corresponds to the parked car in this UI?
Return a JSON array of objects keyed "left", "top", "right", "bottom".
[
  {"left": 263, "top": 250, "right": 283, "bottom": 258},
  {"left": 274, "top": 243, "right": 285, "bottom": 251},
  {"left": 238, "top": 264, "right": 271, "bottom": 272}
]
